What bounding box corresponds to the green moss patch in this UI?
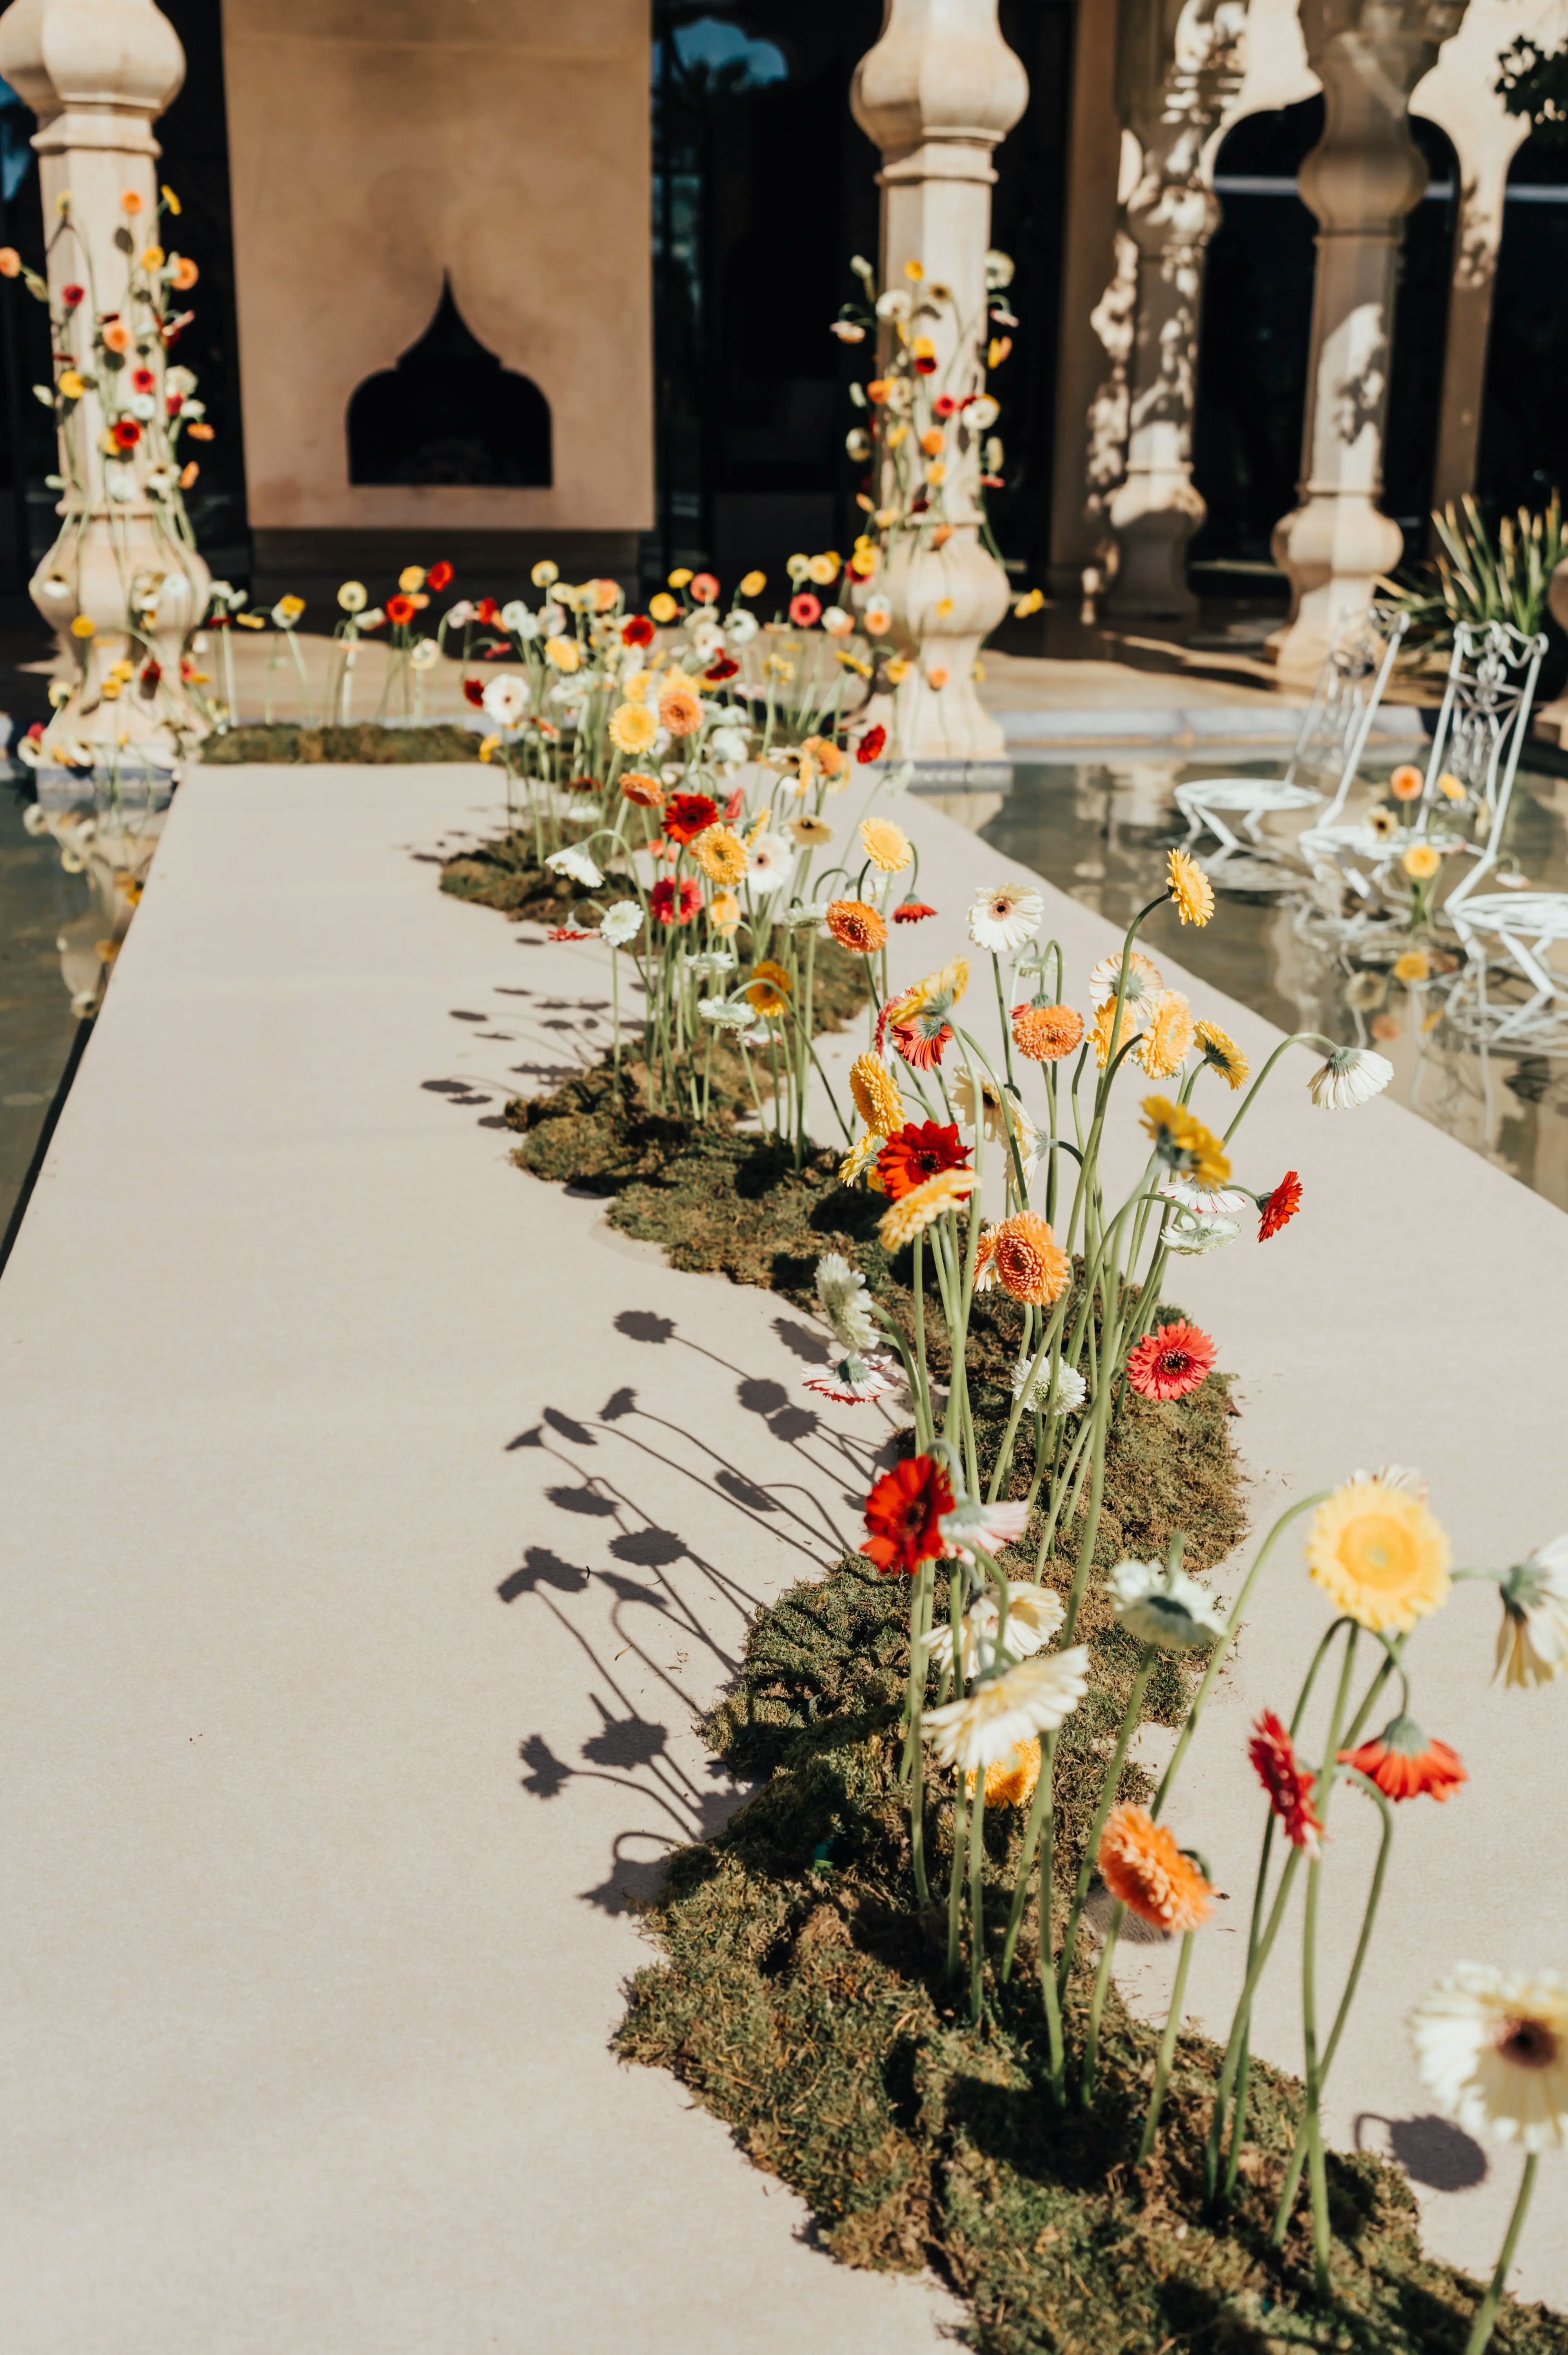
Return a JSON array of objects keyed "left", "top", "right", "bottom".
[{"left": 202, "top": 721, "right": 481, "bottom": 764}]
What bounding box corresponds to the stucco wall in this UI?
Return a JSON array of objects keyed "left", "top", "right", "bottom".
[{"left": 220, "top": 0, "right": 654, "bottom": 546}]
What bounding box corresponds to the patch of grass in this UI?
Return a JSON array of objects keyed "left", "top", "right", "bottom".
[{"left": 202, "top": 721, "right": 481, "bottom": 764}]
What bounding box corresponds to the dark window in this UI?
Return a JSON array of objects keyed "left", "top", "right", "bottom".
[
  {"left": 1478, "top": 129, "right": 1568, "bottom": 516},
  {"left": 347, "top": 281, "right": 551, "bottom": 488}
]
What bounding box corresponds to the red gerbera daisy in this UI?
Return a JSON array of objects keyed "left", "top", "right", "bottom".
[
  {"left": 705, "top": 654, "right": 739, "bottom": 682},
  {"left": 1125, "top": 1318, "right": 1216, "bottom": 1402},
  {"left": 1258, "top": 1171, "right": 1302, "bottom": 1242},
  {"left": 862, "top": 1453, "right": 955, "bottom": 1577},
  {"left": 131, "top": 366, "right": 156, "bottom": 394},
  {"left": 650, "top": 876, "right": 702, "bottom": 927},
  {"left": 386, "top": 593, "right": 416, "bottom": 627},
  {"left": 427, "top": 559, "right": 454, "bottom": 592},
  {"left": 893, "top": 899, "right": 936, "bottom": 924},
  {"left": 1339, "top": 1716, "right": 1467, "bottom": 1804},
  {"left": 857, "top": 724, "right": 887, "bottom": 764},
  {"left": 462, "top": 678, "right": 485, "bottom": 707},
  {"left": 61, "top": 282, "right": 84, "bottom": 308},
  {"left": 477, "top": 598, "right": 500, "bottom": 627},
  {"left": 112, "top": 417, "right": 140, "bottom": 449},
  {"left": 622, "top": 613, "right": 655, "bottom": 647},
  {"left": 547, "top": 925, "right": 595, "bottom": 941},
  {"left": 876, "top": 1121, "right": 971, "bottom": 1202},
  {"left": 1249, "top": 1710, "right": 1324, "bottom": 1856},
  {"left": 789, "top": 591, "right": 822, "bottom": 628},
  {"left": 663, "top": 792, "right": 719, "bottom": 847},
  {"left": 566, "top": 774, "right": 599, "bottom": 793}
]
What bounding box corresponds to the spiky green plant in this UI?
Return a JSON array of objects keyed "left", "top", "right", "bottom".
[{"left": 1376, "top": 492, "right": 1564, "bottom": 665}]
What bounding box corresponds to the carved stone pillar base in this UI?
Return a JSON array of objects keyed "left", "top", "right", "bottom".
[{"left": 881, "top": 529, "right": 1009, "bottom": 764}]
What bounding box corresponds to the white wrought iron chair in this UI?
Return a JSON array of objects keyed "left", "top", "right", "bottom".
[
  {"left": 1436, "top": 629, "right": 1568, "bottom": 1047},
  {"left": 1175, "top": 604, "right": 1408, "bottom": 872},
  {"left": 1294, "top": 619, "right": 1544, "bottom": 953}
]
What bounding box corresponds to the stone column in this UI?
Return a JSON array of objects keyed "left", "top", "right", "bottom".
[
  {"left": 0, "top": 0, "right": 210, "bottom": 791},
  {"left": 1046, "top": 0, "right": 1124, "bottom": 599},
  {"left": 851, "top": 0, "right": 1028, "bottom": 769},
  {"left": 1105, "top": 0, "right": 1250, "bottom": 621},
  {"left": 1270, "top": 0, "right": 1470, "bottom": 681}
]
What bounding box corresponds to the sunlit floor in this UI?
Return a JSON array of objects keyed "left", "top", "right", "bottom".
[{"left": 918, "top": 753, "right": 1568, "bottom": 1216}]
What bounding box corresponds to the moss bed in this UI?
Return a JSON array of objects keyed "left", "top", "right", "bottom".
[
  {"left": 448, "top": 843, "right": 1566, "bottom": 2353},
  {"left": 202, "top": 721, "right": 481, "bottom": 764}
]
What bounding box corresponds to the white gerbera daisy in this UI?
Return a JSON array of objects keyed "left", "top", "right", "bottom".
[
  {"left": 1155, "top": 1172, "right": 1252, "bottom": 1219},
  {"left": 709, "top": 725, "right": 751, "bottom": 765},
  {"left": 1088, "top": 948, "right": 1165, "bottom": 1014},
  {"left": 1410, "top": 1964, "right": 1568, "bottom": 2151},
  {"left": 939, "top": 1498, "right": 1031, "bottom": 1565},
  {"left": 814, "top": 1251, "right": 880, "bottom": 1354},
  {"left": 697, "top": 998, "right": 751, "bottom": 1032},
  {"left": 1010, "top": 1355, "right": 1087, "bottom": 1418},
  {"left": 802, "top": 1352, "right": 895, "bottom": 1404},
  {"left": 925, "top": 1581, "right": 1065, "bottom": 1679},
  {"left": 1308, "top": 1045, "right": 1394, "bottom": 1110},
  {"left": 1495, "top": 1538, "right": 1568, "bottom": 1689},
  {"left": 1107, "top": 1557, "right": 1227, "bottom": 1652},
  {"left": 922, "top": 1648, "right": 1090, "bottom": 1772},
  {"left": 545, "top": 843, "right": 603, "bottom": 889},
  {"left": 968, "top": 881, "right": 1045, "bottom": 956},
  {"left": 746, "top": 832, "right": 793, "bottom": 894},
  {"left": 781, "top": 899, "right": 830, "bottom": 932},
  {"left": 599, "top": 899, "right": 643, "bottom": 948},
  {"left": 1164, "top": 1205, "right": 1241, "bottom": 1256},
  {"left": 724, "top": 610, "right": 759, "bottom": 645},
  {"left": 481, "top": 673, "right": 530, "bottom": 726}
]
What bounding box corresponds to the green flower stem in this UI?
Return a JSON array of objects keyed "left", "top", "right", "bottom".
[
  {"left": 907, "top": 1567, "right": 933, "bottom": 1902},
  {"left": 991, "top": 951, "right": 1020, "bottom": 1095},
  {"left": 1035, "top": 1728, "right": 1067, "bottom": 2101},
  {"left": 1300, "top": 1625, "right": 1360, "bottom": 2301},
  {"left": 1221, "top": 1817, "right": 1275, "bottom": 2204},
  {"left": 1220, "top": 1030, "right": 1340, "bottom": 1147},
  {"left": 969, "top": 1776, "right": 988, "bottom": 2021},
  {"left": 946, "top": 1763, "right": 970, "bottom": 1980},
  {"left": 1271, "top": 1769, "right": 1394, "bottom": 2243},
  {"left": 1465, "top": 2154, "right": 1539, "bottom": 2355},
  {"left": 1137, "top": 1924, "right": 1199, "bottom": 2163},
  {"left": 1059, "top": 1650, "right": 1156, "bottom": 2009},
  {"left": 1202, "top": 1845, "right": 1306, "bottom": 2204}
]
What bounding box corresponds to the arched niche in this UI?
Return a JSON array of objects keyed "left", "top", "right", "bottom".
[
  {"left": 1189, "top": 95, "right": 1458, "bottom": 585},
  {"left": 1477, "top": 128, "right": 1568, "bottom": 517},
  {"left": 347, "top": 280, "right": 552, "bottom": 488}
]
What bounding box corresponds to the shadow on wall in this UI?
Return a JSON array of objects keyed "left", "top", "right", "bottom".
[{"left": 348, "top": 278, "right": 552, "bottom": 487}]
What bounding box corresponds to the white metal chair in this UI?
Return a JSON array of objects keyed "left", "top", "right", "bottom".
[
  {"left": 1176, "top": 604, "right": 1408, "bottom": 867},
  {"left": 1295, "top": 619, "right": 1544, "bottom": 950},
  {"left": 1436, "top": 628, "right": 1568, "bottom": 1046}
]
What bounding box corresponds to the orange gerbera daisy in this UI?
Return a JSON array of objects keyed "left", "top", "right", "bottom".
[
  {"left": 1012, "top": 1002, "right": 1085, "bottom": 1062},
  {"left": 826, "top": 898, "right": 887, "bottom": 954},
  {"left": 1339, "top": 1715, "right": 1468, "bottom": 1803},
  {"left": 966, "top": 1737, "right": 1042, "bottom": 1809},
  {"left": 620, "top": 771, "right": 663, "bottom": 808},
  {"left": 659, "top": 679, "right": 704, "bottom": 736},
  {"left": 978, "top": 1213, "right": 1069, "bottom": 1306},
  {"left": 1098, "top": 1804, "right": 1214, "bottom": 1933}
]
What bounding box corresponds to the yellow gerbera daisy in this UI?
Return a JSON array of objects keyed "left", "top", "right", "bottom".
[
  {"left": 966, "top": 1737, "right": 1041, "bottom": 1808},
  {"left": 878, "top": 1166, "right": 977, "bottom": 1251},
  {"left": 849, "top": 1051, "right": 903, "bottom": 1137},
  {"left": 905, "top": 954, "right": 969, "bottom": 1012},
  {"left": 544, "top": 635, "right": 580, "bottom": 672},
  {"left": 1137, "top": 991, "right": 1196, "bottom": 1079},
  {"left": 1167, "top": 847, "right": 1215, "bottom": 928},
  {"left": 1195, "top": 1020, "right": 1249, "bottom": 1091},
  {"left": 690, "top": 825, "right": 748, "bottom": 887},
  {"left": 860, "top": 815, "right": 912, "bottom": 874},
  {"left": 839, "top": 1131, "right": 881, "bottom": 1185},
  {"left": 609, "top": 701, "right": 658, "bottom": 754},
  {"left": 1140, "top": 1095, "right": 1230, "bottom": 1186},
  {"left": 1403, "top": 842, "right": 1441, "bottom": 882},
  {"left": 744, "top": 958, "right": 793, "bottom": 1014},
  {"left": 1307, "top": 1477, "right": 1452, "bottom": 1634},
  {"left": 1092, "top": 996, "right": 1139, "bottom": 1069}
]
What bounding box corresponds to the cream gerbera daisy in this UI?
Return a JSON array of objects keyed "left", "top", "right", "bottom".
[
  {"left": 1138, "top": 990, "right": 1196, "bottom": 1079},
  {"left": 926, "top": 1582, "right": 1065, "bottom": 1679},
  {"left": 1107, "top": 1557, "right": 1226, "bottom": 1651},
  {"left": 814, "top": 1250, "right": 879, "bottom": 1354},
  {"left": 1195, "top": 1020, "right": 1249, "bottom": 1090},
  {"left": 838, "top": 1130, "right": 881, "bottom": 1186},
  {"left": 1167, "top": 847, "right": 1214, "bottom": 927},
  {"left": 878, "top": 1166, "right": 977, "bottom": 1251},
  {"left": 1410, "top": 1964, "right": 1568, "bottom": 2151},
  {"left": 1306, "top": 1475, "right": 1452, "bottom": 1634},
  {"left": 968, "top": 881, "right": 1045, "bottom": 956},
  {"left": 922, "top": 1647, "right": 1090, "bottom": 1772},
  {"left": 849, "top": 1051, "right": 903, "bottom": 1137},
  {"left": 790, "top": 814, "right": 832, "bottom": 846},
  {"left": 1495, "top": 1538, "right": 1568, "bottom": 1688},
  {"left": 861, "top": 815, "right": 912, "bottom": 874},
  {"left": 1088, "top": 946, "right": 1164, "bottom": 1012},
  {"left": 1308, "top": 1046, "right": 1393, "bottom": 1110}
]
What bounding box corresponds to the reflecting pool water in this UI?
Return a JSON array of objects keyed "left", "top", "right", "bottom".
[
  {"left": 917, "top": 754, "right": 1568, "bottom": 1216},
  {"left": 0, "top": 781, "right": 91, "bottom": 1244}
]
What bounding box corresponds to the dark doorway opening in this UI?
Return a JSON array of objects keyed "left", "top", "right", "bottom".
[
  {"left": 347, "top": 281, "right": 552, "bottom": 489},
  {"left": 1478, "top": 131, "right": 1568, "bottom": 517}
]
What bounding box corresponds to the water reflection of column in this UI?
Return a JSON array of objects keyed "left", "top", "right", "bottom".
[
  {"left": 1270, "top": 0, "right": 1470, "bottom": 682},
  {"left": 851, "top": 0, "right": 1027, "bottom": 767},
  {"left": 1106, "top": 0, "right": 1249, "bottom": 622},
  {"left": 0, "top": 0, "right": 210, "bottom": 789}
]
